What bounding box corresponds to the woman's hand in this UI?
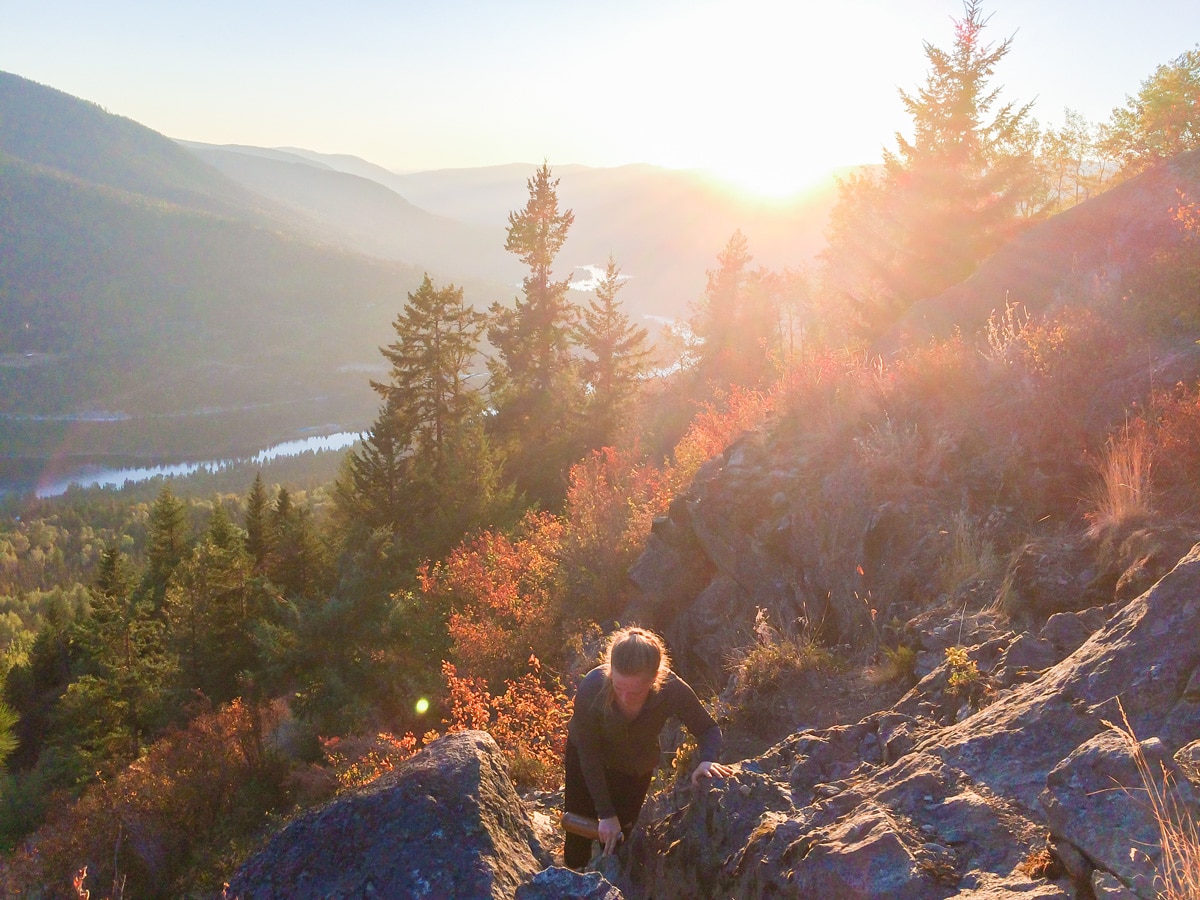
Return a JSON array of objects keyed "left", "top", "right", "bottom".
[
  {"left": 598, "top": 815, "right": 623, "bottom": 855},
  {"left": 690, "top": 760, "right": 733, "bottom": 787}
]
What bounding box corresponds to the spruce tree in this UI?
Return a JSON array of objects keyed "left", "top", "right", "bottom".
[
  {"left": 691, "top": 231, "right": 780, "bottom": 388},
  {"left": 337, "top": 271, "right": 506, "bottom": 565},
  {"left": 244, "top": 472, "right": 274, "bottom": 571},
  {"left": 487, "top": 162, "right": 585, "bottom": 507},
  {"left": 53, "top": 547, "right": 176, "bottom": 775},
  {"left": 144, "top": 484, "right": 189, "bottom": 604},
  {"left": 574, "top": 255, "right": 652, "bottom": 445},
  {"left": 268, "top": 489, "right": 328, "bottom": 601},
  {"left": 164, "top": 506, "right": 266, "bottom": 701},
  {"left": 373, "top": 274, "right": 487, "bottom": 474},
  {"left": 821, "top": 1, "right": 1042, "bottom": 339}
]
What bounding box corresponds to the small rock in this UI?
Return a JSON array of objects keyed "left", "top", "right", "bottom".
[
  {"left": 516, "top": 866, "right": 624, "bottom": 900},
  {"left": 1050, "top": 840, "right": 1089, "bottom": 881},
  {"left": 1091, "top": 870, "right": 1138, "bottom": 898}
]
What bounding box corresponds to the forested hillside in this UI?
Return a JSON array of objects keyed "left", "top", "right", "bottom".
[{"left": 0, "top": 72, "right": 427, "bottom": 466}]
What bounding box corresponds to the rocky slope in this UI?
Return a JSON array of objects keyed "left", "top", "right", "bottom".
[
  {"left": 622, "top": 545, "right": 1200, "bottom": 898},
  {"left": 228, "top": 543, "right": 1200, "bottom": 899}
]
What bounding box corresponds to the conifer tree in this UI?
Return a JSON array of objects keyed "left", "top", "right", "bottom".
[
  {"left": 165, "top": 506, "right": 266, "bottom": 701},
  {"left": 374, "top": 274, "right": 487, "bottom": 474},
  {"left": 267, "top": 489, "right": 328, "bottom": 601},
  {"left": 244, "top": 472, "right": 274, "bottom": 571},
  {"left": 144, "top": 485, "right": 189, "bottom": 604},
  {"left": 487, "top": 162, "right": 586, "bottom": 507},
  {"left": 574, "top": 255, "right": 652, "bottom": 444},
  {"left": 337, "top": 272, "right": 507, "bottom": 567},
  {"left": 691, "top": 231, "right": 780, "bottom": 388},
  {"left": 53, "top": 547, "right": 176, "bottom": 776},
  {"left": 0, "top": 700, "right": 15, "bottom": 774},
  {"left": 821, "top": 1, "right": 1042, "bottom": 339}
]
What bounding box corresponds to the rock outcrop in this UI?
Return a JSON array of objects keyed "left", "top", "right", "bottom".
[
  {"left": 619, "top": 544, "right": 1200, "bottom": 899},
  {"left": 227, "top": 731, "right": 552, "bottom": 900}
]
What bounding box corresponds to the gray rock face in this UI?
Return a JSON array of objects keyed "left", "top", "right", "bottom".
[
  {"left": 227, "top": 731, "right": 551, "bottom": 900},
  {"left": 1042, "top": 732, "right": 1200, "bottom": 900}
]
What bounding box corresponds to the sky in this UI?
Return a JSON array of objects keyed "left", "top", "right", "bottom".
[{"left": 3, "top": 0, "right": 1199, "bottom": 197}]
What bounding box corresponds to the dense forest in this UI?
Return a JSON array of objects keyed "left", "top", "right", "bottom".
[{"left": 3, "top": 5, "right": 1200, "bottom": 896}]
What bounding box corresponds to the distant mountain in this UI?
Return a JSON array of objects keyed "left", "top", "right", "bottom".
[
  {"left": 181, "top": 142, "right": 515, "bottom": 286},
  {"left": 0, "top": 72, "right": 254, "bottom": 215},
  {"left": 193, "top": 148, "right": 839, "bottom": 320},
  {"left": 0, "top": 72, "right": 427, "bottom": 469}
]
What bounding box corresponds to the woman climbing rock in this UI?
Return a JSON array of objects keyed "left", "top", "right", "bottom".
[{"left": 563, "top": 625, "right": 733, "bottom": 869}]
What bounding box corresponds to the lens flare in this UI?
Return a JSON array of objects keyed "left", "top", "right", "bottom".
[{"left": 415, "top": 698, "right": 430, "bottom": 715}]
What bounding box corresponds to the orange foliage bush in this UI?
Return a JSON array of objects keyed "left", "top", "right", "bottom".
[
  {"left": 321, "top": 732, "right": 420, "bottom": 790},
  {"left": 2, "top": 699, "right": 288, "bottom": 900},
  {"left": 442, "top": 656, "right": 569, "bottom": 791},
  {"left": 419, "top": 511, "right": 565, "bottom": 690},
  {"left": 1135, "top": 381, "right": 1200, "bottom": 512},
  {"left": 562, "top": 445, "right": 670, "bottom": 622},
  {"left": 666, "top": 385, "right": 775, "bottom": 499}
]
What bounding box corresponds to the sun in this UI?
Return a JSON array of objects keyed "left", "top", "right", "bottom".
[
  {"left": 700, "top": 158, "right": 837, "bottom": 203},
  {"left": 708, "top": 163, "right": 824, "bottom": 201}
]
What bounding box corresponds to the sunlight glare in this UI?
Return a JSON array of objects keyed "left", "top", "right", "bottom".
[{"left": 596, "top": 0, "right": 923, "bottom": 198}]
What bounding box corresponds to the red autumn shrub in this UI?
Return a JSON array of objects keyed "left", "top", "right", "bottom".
[
  {"left": 419, "top": 511, "right": 565, "bottom": 690},
  {"left": 2, "top": 699, "right": 288, "bottom": 900},
  {"left": 562, "top": 445, "right": 670, "bottom": 622},
  {"left": 442, "top": 656, "right": 569, "bottom": 790}
]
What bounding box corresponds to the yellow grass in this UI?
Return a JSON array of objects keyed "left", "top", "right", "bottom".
[
  {"left": 1106, "top": 705, "right": 1200, "bottom": 899},
  {"left": 1087, "top": 427, "right": 1153, "bottom": 536}
]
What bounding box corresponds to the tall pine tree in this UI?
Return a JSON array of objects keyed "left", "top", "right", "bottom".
[
  {"left": 487, "top": 163, "right": 585, "bottom": 508},
  {"left": 821, "top": 1, "right": 1043, "bottom": 339},
  {"left": 336, "top": 273, "right": 507, "bottom": 568},
  {"left": 574, "top": 255, "right": 652, "bottom": 445},
  {"left": 143, "top": 484, "right": 189, "bottom": 605}
]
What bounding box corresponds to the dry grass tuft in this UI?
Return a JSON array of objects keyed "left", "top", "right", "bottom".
[
  {"left": 728, "top": 608, "right": 838, "bottom": 698},
  {"left": 939, "top": 510, "right": 1001, "bottom": 595},
  {"left": 868, "top": 644, "right": 918, "bottom": 686},
  {"left": 1087, "top": 427, "right": 1154, "bottom": 537}
]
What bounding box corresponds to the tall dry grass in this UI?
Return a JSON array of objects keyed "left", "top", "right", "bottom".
[
  {"left": 939, "top": 509, "right": 1001, "bottom": 595},
  {"left": 1106, "top": 706, "right": 1200, "bottom": 899},
  {"left": 1087, "top": 427, "right": 1154, "bottom": 536}
]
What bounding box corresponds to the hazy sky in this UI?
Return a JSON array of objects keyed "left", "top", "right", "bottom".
[{"left": 3, "top": 0, "right": 1198, "bottom": 195}]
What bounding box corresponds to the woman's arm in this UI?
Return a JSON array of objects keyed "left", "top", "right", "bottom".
[
  {"left": 567, "top": 672, "right": 618, "bottom": 820},
  {"left": 669, "top": 676, "right": 732, "bottom": 785}
]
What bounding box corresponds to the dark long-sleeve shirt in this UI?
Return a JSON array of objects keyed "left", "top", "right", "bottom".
[{"left": 566, "top": 666, "right": 721, "bottom": 819}]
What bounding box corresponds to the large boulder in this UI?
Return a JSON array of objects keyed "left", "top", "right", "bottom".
[
  {"left": 228, "top": 731, "right": 551, "bottom": 899},
  {"left": 1041, "top": 732, "right": 1200, "bottom": 899}
]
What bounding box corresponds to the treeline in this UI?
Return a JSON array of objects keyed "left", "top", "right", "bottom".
[{"left": 2, "top": 6, "right": 1200, "bottom": 896}]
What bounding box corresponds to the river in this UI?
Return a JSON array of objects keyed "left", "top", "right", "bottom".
[{"left": 32, "top": 432, "right": 361, "bottom": 499}]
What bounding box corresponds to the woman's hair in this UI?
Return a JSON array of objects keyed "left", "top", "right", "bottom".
[
  {"left": 596, "top": 626, "right": 671, "bottom": 715},
  {"left": 603, "top": 626, "right": 672, "bottom": 687}
]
